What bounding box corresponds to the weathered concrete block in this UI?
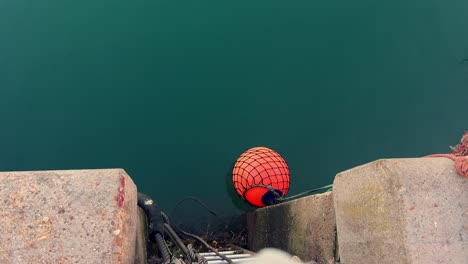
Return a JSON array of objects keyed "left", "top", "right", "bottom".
[
  {"left": 0, "top": 169, "right": 138, "bottom": 264},
  {"left": 333, "top": 158, "right": 468, "bottom": 264},
  {"left": 247, "top": 192, "right": 336, "bottom": 264},
  {"left": 134, "top": 208, "right": 148, "bottom": 264}
]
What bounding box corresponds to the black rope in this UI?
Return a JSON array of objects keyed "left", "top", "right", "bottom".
[
  {"left": 139, "top": 193, "right": 234, "bottom": 264},
  {"left": 178, "top": 229, "right": 234, "bottom": 264},
  {"left": 188, "top": 244, "right": 208, "bottom": 264},
  {"left": 164, "top": 207, "right": 233, "bottom": 264},
  {"left": 170, "top": 196, "right": 219, "bottom": 219},
  {"left": 155, "top": 233, "right": 171, "bottom": 264},
  {"left": 163, "top": 223, "right": 192, "bottom": 262}
]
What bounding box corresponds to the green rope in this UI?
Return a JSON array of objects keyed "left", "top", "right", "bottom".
[{"left": 281, "top": 184, "right": 333, "bottom": 202}]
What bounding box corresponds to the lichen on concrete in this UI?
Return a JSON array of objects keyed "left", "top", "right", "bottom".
[
  {"left": 334, "top": 158, "right": 468, "bottom": 264},
  {"left": 247, "top": 191, "right": 336, "bottom": 264}
]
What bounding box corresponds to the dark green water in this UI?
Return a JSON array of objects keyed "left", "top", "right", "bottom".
[{"left": 0, "top": 1, "right": 467, "bottom": 220}]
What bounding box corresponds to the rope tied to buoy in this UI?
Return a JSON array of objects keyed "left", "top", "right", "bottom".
[{"left": 426, "top": 131, "right": 468, "bottom": 178}]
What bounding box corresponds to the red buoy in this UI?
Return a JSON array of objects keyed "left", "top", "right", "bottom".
[{"left": 232, "top": 147, "right": 290, "bottom": 207}]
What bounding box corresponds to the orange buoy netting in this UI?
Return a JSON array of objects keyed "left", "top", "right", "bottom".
[
  {"left": 232, "top": 147, "right": 290, "bottom": 207},
  {"left": 426, "top": 131, "right": 468, "bottom": 178}
]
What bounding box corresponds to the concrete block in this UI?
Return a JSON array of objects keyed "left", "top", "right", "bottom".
[
  {"left": 134, "top": 208, "right": 148, "bottom": 264},
  {"left": 333, "top": 158, "right": 468, "bottom": 264},
  {"left": 247, "top": 192, "right": 336, "bottom": 264},
  {"left": 0, "top": 169, "right": 138, "bottom": 264}
]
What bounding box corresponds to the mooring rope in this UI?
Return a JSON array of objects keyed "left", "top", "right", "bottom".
[
  {"left": 425, "top": 131, "right": 468, "bottom": 178},
  {"left": 281, "top": 183, "right": 333, "bottom": 202}
]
